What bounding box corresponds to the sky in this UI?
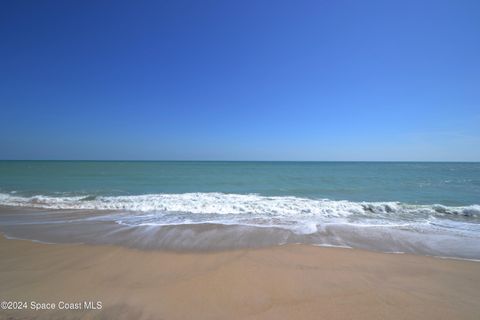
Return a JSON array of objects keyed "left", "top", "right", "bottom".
[{"left": 1, "top": 0, "right": 479, "bottom": 161}]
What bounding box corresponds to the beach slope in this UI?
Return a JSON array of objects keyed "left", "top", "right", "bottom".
[{"left": 0, "top": 236, "right": 479, "bottom": 320}]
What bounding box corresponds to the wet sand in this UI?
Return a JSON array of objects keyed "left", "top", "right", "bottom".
[{"left": 0, "top": 235, "right": 479, "bottom": 320}]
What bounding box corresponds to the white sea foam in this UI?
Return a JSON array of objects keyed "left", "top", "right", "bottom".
[
  {"left": 1, "top": 193, "right": 479, "bottom": 258},
  {"left": 0, "top": 192, "right": 478, "bottom": 220}
]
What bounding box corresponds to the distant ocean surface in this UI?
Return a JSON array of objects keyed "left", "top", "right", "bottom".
[{"left": 0, "top": 161, "right": 479, "bottom": 259}]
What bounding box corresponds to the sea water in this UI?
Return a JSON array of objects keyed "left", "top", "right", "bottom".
[{"left": 0, "top": 161, "right": 479, "bottom": 258}]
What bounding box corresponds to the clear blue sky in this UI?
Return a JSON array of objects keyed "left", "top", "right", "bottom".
[{"left": 1, "top": 0, "right": 479, "bottom": 161}]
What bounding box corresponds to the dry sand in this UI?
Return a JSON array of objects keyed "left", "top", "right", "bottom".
[{"left": 0, "top": 235, "right": 479, "bottom": 320}]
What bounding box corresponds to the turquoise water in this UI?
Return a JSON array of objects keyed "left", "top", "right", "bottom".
[
  {"left": 0, "top": 161, "right": 479, "bottom": 258},
  {"left": 1, "top": 161, "right": 479, "bottom": 205}
]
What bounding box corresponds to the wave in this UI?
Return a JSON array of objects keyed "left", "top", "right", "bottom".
[
  {"left": 0, "top": 192, "right": 478, "bottom": 219},
  {"left": 1, "top": 192, "right": 479, "bottom": 258}
]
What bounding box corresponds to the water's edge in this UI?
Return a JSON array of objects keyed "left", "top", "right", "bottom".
[{"left": 1, "top": 198, "right": 479, "bottom": 260}]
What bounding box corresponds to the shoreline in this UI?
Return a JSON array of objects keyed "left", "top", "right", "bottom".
[
  {"left": 1, "top": 205, "right": 479, "bottom": 260},
  {"left": 3, "top": 230, "right": 480, "bottom": 263},
  {"left": 1, "top": 235, "right": 479, "bottom": 319}
]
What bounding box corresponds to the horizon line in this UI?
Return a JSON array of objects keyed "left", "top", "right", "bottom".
[{"left": 1, "top": 159, "right": 479, "bottom": 163}]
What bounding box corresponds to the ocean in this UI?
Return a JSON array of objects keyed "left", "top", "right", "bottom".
[{"left": 0, "top": 161, "right": 479, "bottom": 259}]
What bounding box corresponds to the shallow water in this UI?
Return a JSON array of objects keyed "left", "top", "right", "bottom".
[{"left": 0, "top": 161, "right": 479, "bottom": 258}]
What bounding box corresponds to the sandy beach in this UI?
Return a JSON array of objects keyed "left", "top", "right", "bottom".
[{"left": 1, "top": 235, "right": 479, "bottom": 320}]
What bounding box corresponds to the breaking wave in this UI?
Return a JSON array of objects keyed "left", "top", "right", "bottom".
[
  {"left": 1, "top": 192, "right": 480, "bottom": 258},
  {"left": 0, "top": 192, "right": 478, "bottom": 219}
]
